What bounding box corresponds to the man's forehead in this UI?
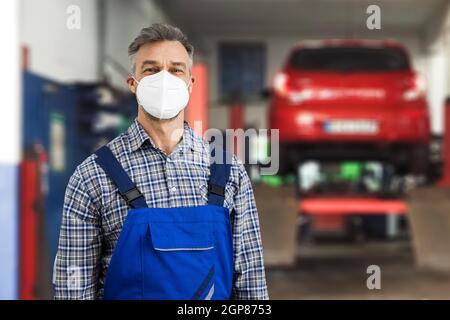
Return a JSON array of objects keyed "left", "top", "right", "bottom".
[{"left": 136, "top": 41, "right": 189, "bottom": 62}]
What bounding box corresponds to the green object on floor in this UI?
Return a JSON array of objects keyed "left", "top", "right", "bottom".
[
  {"left": 340, "top": 162, "right": 362, "bottom": 181},
  {"left": 260, "top": 174, "right": 295, "bottom": 187},
  {"left": 261, "top": 175, "right": 284, "bottom": 187}
]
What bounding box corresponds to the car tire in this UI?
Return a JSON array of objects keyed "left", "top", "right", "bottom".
[{"left": 410, "top": 144, "right": 430, "bottom": 176}]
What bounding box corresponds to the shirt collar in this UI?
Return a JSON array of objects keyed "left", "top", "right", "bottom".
[{"left": 127, "top": 118, "right": 198, "bottom": 154}]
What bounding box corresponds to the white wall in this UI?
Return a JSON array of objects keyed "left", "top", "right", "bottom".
[
  {"left": 19, "top": 0, "right": 172, "bottom": 85},
  {"left": 20, "top": 0, "right": 99, "bottom": 82},
  {"left": 444, "top": 10, "right": 450, "bottom": 97},
  {"left": 426, "top": 44, "right": 447, "bottom": 134},
  {"left": 0, "top": 0, "right": 20, "bottom": 300},
  {"left": 422, "top": 2, "right": 450, "bottom": 134},
  {"left": 103, "top": 0, "right": 172, "bottom": 89}
]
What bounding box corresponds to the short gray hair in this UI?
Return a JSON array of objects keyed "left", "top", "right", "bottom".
[{"left": 128, "top": 23, "right": 194, "bottom": 74}]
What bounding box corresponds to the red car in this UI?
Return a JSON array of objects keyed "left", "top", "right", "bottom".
[{"left": 269, "top": 39, "right": 430, "bottom": 176}]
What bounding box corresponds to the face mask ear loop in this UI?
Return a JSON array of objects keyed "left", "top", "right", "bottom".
[
  {"left": 131, "top": 75, "right": 139, "bottom": 85},
  {"left": 131, "top": 75, "right": 142, "bottom": 107}
]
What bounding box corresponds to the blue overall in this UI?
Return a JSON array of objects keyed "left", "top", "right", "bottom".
[{"left": 94, "top": 146, "right": 234, "bottom": 300}]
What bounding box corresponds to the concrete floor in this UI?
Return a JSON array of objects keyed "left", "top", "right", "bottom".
[{"left": 266, "top": 240, "right": 450, "bottom": 299}]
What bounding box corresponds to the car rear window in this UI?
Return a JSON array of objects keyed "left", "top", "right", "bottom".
[{"left": 288, "top": 47, "right": 410, "bottom": 71}]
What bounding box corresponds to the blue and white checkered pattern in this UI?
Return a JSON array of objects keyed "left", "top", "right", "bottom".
[{"left": 53, "top": 118, "right": 269, "bottom": 300}]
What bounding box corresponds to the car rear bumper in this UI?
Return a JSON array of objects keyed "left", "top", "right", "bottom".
[{"left": 269, "top": 104, "right": 430, "bottom": 144}]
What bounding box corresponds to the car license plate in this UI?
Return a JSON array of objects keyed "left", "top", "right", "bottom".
[{"left": 323, "top": 120, "right": 379, "bottom": 134}]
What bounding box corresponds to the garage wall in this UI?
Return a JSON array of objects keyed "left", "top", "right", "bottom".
[
  {"left": 19, "top": 0, "right": 172, "bottom": 88},
  {"left": 444, "top": 11, "right": 450, "bottom": 98},
  {"left": 421, "top": 3, "right": 450, "bottom": 135},
  {"left": 1, "top": 0, "right": 20, "bottom": 300},
  {"left": 201, "top": 33, "right": 428, "bottom": 131},
  {"left": 19, "top": 0, "right": 99, "bottom": 82},
  {"left": 103, "top": 0, "right": 172, "bottom": 90},
  {"left": 426, "top": 45, "right": 447, "bottom": 134}
]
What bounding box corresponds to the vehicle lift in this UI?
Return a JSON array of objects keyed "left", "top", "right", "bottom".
[{"left": 298, "top": 100, "right": 450, "bottom": 238}]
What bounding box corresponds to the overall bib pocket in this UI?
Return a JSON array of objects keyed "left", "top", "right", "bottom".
[{"left": 142, "top": 221, "right": 216, "bottom": 300}]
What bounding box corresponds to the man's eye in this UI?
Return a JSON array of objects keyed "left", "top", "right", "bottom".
[
  {"left": 171, "top": 68, "right": 184, "bottom": 74},
  {"left": 143, "top": 68, "right": 158, "bottom": 73}
]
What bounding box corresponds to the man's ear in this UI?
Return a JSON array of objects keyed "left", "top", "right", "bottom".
[
  {"left": 188, "top": 76, "right": 195, "bottom": 94},
  {"left": 127, "top": 75, "right": 137, "bottom": 94}
]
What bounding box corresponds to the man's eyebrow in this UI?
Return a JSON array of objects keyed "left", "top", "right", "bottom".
[
  {"left": 141, "top": 60, "right": 161, "bottom": 68},
  {"left": 170, "top": 61, "right": 187, "bottom": 69}
]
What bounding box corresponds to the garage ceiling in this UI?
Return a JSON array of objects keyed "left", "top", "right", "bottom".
[{"left": 157, "top": 0, "right": 450, "bottom": 37}]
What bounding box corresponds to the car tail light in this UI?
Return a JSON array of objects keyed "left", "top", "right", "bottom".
[
  {"left": 273, "top": 72, "right": 289, "bottom": 97},
  {"left": 272, "top": 72, "right": 309, "bottom": 102},
  {"left": 403, "top": 73, "right": 426, "bottom": 101}
]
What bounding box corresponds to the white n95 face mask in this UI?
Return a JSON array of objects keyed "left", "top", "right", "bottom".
[{"left": 134, "top": 70, "right": 190, "bottom": 119}]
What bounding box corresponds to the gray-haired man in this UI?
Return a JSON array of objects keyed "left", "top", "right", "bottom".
[{"left": 53, "top": 23, "right": 268, "bottom": 300}]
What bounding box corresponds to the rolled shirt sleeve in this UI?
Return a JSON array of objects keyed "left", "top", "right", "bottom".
[
  {"left": 230, "top": 161, "right": 269, "bottom": 300},
  {"left": 53, "top": 168, "right": 102, "bottom": 300}
]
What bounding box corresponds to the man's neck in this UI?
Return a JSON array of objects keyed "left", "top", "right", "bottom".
[{"left": 137, "top": 109, "right": 185, "bottom": 156}]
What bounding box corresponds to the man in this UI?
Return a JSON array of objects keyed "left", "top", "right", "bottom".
[{"left": 53, "top": 23, "right": 268, "bottom": 300}]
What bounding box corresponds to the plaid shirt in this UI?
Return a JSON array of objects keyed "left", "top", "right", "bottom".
[{"left": 53, "top": 118, "right": 268, "bottom": 300}]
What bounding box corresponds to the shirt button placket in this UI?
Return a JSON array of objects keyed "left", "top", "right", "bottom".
[{"left": 166, "top": 157, "right": 177, "bottom": 206}]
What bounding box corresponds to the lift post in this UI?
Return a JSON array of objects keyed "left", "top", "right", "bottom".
[{"left": 438, "top": 98, "right": 450, "bottom": 187}]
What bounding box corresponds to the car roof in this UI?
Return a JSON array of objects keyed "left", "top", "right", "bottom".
[
  {"left": 284, "top": 39, "right": 411, "bottom": 70},
  {"left": 291, "top": 39, "right": 406, "bottom": 51}
]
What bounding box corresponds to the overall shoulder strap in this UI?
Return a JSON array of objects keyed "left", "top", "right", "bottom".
[
  {"left": 208, "top": 146, "right": 232, "bottom": 206},
  {"left": 94, "top": 145, "right": 148, "bottom": 209}
]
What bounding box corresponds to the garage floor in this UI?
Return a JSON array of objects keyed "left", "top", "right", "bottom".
[{"left": 266, "top": 240, "right": 450, "bottom": 299}]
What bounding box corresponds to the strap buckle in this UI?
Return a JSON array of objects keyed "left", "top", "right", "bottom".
[
  {"left": 208, "top": 183, "right": 225, "bottom": 197},
  {"left": 120, "top": 187, "right": 144, "bottom": 205}
]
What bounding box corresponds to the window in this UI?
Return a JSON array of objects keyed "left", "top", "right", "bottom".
[
  {"left": 289, "top": 47, "right": 410, "bottom": 72},
  {"left": 219, "top": 43, "right": 266, "bottom": 101}
]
